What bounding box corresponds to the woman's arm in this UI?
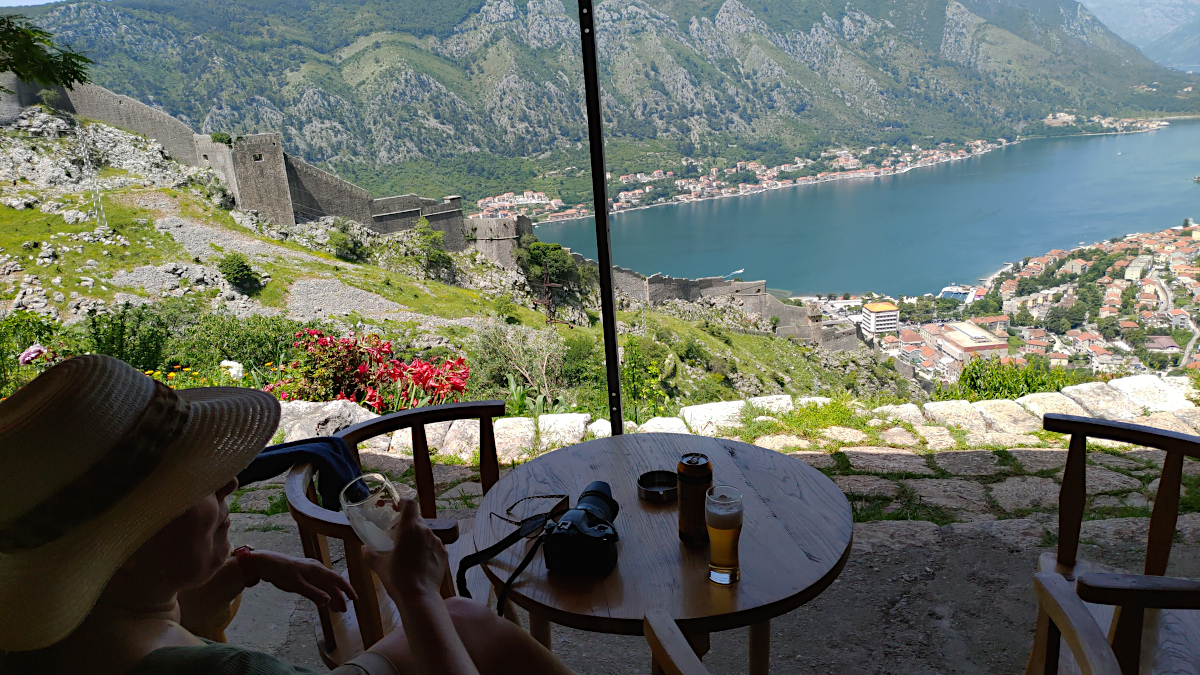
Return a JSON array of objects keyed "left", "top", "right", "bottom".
[
  {"left": 179, "top": 550, "right": 356, "bottom": 635},
  {"left": 366, "top": 500, "right": 480, "bottom": 675}
]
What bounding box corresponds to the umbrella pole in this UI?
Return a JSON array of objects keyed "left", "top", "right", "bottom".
[{"left": 576, "top": 0, "right": 624, "bottom": 433}]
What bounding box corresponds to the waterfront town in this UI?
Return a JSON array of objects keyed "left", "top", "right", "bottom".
[
  {"left": 815, "top": 219, "right": 1200, "bottom": 386},
  {"left": 468, "top": 114, "right": 1169, "bottom": 222}
]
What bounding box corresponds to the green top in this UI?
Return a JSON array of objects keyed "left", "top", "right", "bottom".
[{"left": 128, "top": 642, "right": 394, "bottom": 675}]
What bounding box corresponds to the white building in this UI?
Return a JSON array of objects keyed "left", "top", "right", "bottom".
[{"left": 861, "top": 302, "right": 899, "bottom": 334}]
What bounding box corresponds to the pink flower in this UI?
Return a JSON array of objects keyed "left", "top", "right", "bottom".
[{"left": 18, "top": 344, "right": 47, "bottom": 366}]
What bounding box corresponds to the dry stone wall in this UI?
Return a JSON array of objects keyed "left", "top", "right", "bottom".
[{"left": 273, "top": 373, "right": 1200, "bottom": 525}]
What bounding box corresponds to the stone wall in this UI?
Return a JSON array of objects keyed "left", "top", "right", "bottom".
[
  {"left": 0, "top": 79, "right": 467, "bottom": 236},
  {"left": 194, "top": 134, "right": 240, "bottom": 202},
  {"left": 48, "top": 82, "right": 198, "bottom": 166},
  {"left": 231, "top": 134, "right": 294, "bottom": 228},
  {"left": 285, "top": 155, "right": 373, "bottom": 224},
  {"left": 467, "top": 216, "right": 533, "bottom": 268}
]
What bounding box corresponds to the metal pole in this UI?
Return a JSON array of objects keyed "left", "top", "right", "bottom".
[{"left": 577, "top": 0, "right": 624, "bottom": 434}]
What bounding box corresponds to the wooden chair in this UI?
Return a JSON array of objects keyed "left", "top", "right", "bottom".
[
  {"left": 284, "top": 400, "right": 506, "bottom": 668},
  {"left": 644, "top": 611, "right": 711, "bottom": 675},
  {"left": 1027, "top": 413, "right": 1200, "bottom": 675}
]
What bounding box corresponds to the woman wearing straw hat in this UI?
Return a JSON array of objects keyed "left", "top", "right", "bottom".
[{"left": 0, "top": 355, "right": 574, "bottom": 675}]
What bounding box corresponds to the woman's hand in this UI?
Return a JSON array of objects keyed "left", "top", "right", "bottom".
[
  {"left": 365, "top": 498, "right": 448, "bottom": 604},
  {"left": 254, "top": 551, "right": 357, "bottom": 612}
]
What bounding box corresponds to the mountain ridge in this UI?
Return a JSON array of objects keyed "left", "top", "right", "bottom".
[{"left": 15, "top": 0, "right": 1198, "bottom": 198}]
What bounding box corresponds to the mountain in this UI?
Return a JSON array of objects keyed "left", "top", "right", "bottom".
[
  {"left": 17, "top": 0, "right": 1200, "bottom": 199},
  {"left": 1075, "top": 0, "right": 1200, "bottom": 49},
  {"left": 1146, "top": 14, "right": 1200, "bottom": 70}
]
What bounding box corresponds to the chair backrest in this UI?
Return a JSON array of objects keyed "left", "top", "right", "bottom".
[
  {"left": 1042, "top": 413, "right": 1200, "bottom": 577},
  {"left": 285, "top": 400, "right": 506, "bottom": 665}
]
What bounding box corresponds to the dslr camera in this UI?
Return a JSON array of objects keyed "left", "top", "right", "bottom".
[{"left": 542, "top": 481, "right": 620, "bottom": 577}]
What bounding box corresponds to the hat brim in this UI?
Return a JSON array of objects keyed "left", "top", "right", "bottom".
[{"left": 0, "top": 386, "right": 281, "bottom": 651}]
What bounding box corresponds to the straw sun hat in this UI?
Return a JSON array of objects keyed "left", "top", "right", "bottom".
[{"left": 0, "top": 354, "right": 281, "bottom": 651}]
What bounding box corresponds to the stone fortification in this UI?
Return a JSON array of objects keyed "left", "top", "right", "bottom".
[
  {"left": 285, "top": 154, "right": 373, "bottom": 225},
  {"left": 228, "top": 134, "right": 293, "bottom": 228},
  {"left": 466, "top": 216, "right": 533, "bottom": 268},
  {"left": 0, "top": 80, "right": 474, "bottom": 249},
  {"left": 0, "top": 76, "right": 199, "bottom": 168},
  {"left": 193, "top": 134, "right": 240, "bottom": 202}
]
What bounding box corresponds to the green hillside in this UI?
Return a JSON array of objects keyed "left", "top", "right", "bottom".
[{"left": 14, "top": 0, "right": 1200, "bottom": 200}]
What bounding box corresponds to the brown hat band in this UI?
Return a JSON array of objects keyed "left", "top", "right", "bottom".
[{"left": 0, "top": 381, "right": 191, "bottom": 553}]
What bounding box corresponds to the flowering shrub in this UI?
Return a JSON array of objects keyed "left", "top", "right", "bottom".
[{"left": 265, "top": 329, "right": 469, "bottom": 412}]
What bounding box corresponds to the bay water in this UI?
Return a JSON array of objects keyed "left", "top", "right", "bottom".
[{"left": 536, "top": 121, "right": 1200, "bottom": 296}]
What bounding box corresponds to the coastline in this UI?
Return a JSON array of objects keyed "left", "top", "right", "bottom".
[{"left": 533, "top": 125, "right": 1169, "bottom": 228}]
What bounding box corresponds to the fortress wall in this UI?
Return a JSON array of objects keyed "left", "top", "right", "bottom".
[
  {"left": 371, "top": 209, "right": 423, "bottom": 234},
  {"left": 57, "top": 84, "right": 198, "bottom": 166},
  {"left": 371, "top": 194, "right": 430, "bottom": 216},
  {"left": 193, "top": 134, "right": 240, "bottom": 202},
  {"left": 0, "top": 74, "right": 41, "bottom": 122},
  {"left": 467, "top": 216, "right": 532, "bottom": 268},
  {"left": 231, "top": 134, "right": 294, "bottom": 227},
  {"left": 423, "top": 202, "right": 468, "bottom": 251},
  {"left": 284, "top": 155, "right": 373, "bottom": 224}
]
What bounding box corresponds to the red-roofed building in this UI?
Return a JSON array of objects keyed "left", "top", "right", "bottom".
[{"left": 1047, "top": 352, "right": 1069, "bottom": 367}]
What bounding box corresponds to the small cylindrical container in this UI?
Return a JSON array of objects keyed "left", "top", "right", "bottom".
[{"left": 677, "top": 452, "right": 713, "bottom": 545}]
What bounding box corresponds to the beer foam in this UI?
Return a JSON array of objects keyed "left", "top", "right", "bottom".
[{"left": 705, "top": 502, "right": 743, "bottom": 529}]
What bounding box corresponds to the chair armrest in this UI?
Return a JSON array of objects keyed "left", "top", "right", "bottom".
[
  {"left": 1077, "top": 572, "right": 1200, "bottom": 609},
  {"left": 1034, "top": 573, "right": 1122, "bottom": 675},
  {"left": 1043, "top": 414, "right": 1200, "bottom": 458},
  {"left": 285, "top": 462, "right": 354, "bottom": 538},
  {"left": 644, "top": 611, "right": 709, "bottom": 675}
]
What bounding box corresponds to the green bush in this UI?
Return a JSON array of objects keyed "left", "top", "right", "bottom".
[
  {"left": 328, "top": 219, "right": 368, "bottom": 262},
  {"left": 562, "top": 333, "right": 603, "bottom": 385},
  {"left": 521, "top": 241, "right": 578, "bottom": 285},
  {"left": 675, "top": 336, "right": 709, "bottom": 368},
  {"left": 216, "top": 252, "right": 259, "bottom": 292},
  {"left": 84, "top": 303, "right": 170, "bottom": 371},
  {"left": 168, "top": 314, "right": 315, "bottom": 370},
  {"left": 414, "top": 217, "right": 454, "bottom": 278},
  {"left": 469, "top": 322, "right": 565, "bottom": 396},
  {"left": 492, "top": 294, "right": 518, "bottom": 321},
  {"left": 699, "top": 320, "right": 732, "bottom": 345},
  {"left": 210, "top": 132, "right": 232, "bottom": 146},
  {"left": 934, "top": 357, "right": 1092, "bottom": 402},
  {"left": 0, "top": 311, "right": 61, "bottom": 396}
]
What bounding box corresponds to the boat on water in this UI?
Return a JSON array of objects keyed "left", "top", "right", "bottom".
[{"left": 1194, "top": 175, "right": 1200, "bottom": 182}]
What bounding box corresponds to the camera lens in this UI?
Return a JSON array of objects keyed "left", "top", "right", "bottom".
[{"left": 576, "top": 480, "right": 619, "bottom": 523}]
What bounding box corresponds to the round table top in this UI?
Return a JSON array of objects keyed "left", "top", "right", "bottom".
[{"left": 472, "top": 433, "right": 853, "bottom": 636}]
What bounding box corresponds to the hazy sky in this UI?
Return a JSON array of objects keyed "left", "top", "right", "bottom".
[{"left": 0, "top": 0, "right": 59, "bottom": 6}]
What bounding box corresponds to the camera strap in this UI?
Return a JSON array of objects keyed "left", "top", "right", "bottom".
[{"left": 456, "top": 496, "right": 568, "bottom": 616}]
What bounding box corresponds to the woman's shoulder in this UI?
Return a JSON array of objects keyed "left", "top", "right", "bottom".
[{"left": 128, "top": 643, "right": 321, "bottom": 675}]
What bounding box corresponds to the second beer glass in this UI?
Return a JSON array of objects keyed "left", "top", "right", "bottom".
[{"left": 705, "top": 485, "right": 743, "bottom": 584}]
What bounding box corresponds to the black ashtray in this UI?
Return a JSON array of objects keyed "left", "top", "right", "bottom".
[{"left": 637, "top": 470, "right": 678, "bottom": 503}]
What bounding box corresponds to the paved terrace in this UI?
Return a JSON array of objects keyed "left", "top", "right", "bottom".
[{"left": 226, "top": 373, "right": 1200, "bottom": 673}]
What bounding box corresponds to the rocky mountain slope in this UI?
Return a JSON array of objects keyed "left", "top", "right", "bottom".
[
  {"left": 20, "top": 0, "right": 1199, "bottom": 189},
  {"left": 1077, "top": 0, "right": 1200, "bottom": 49},
  {"left": 1145, "top": 14, "right": 1200, "bottom": 70}
]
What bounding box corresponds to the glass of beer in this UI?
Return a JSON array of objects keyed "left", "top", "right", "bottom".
[
  {"left": 340, "top": 473, "right": 403, "bottom": 552},
  {"left": 705, "top": 485, "right": 743, "bottom": 585}
]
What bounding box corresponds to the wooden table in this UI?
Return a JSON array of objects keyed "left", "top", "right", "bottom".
[{"left": 472, "top": 433, "right": 853, "bottom": 674}]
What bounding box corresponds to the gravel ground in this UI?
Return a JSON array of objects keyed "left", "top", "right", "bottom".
[
  {"left": 155, "top": 216, "right": 321, "bottom": 264},
  {"left": 284, "top": 276, "right": 487, "bottom": 330}
]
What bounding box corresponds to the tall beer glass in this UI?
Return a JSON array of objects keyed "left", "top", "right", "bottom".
[{"left": 705, "top": 485, "right": 743, "bottom": 585}]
